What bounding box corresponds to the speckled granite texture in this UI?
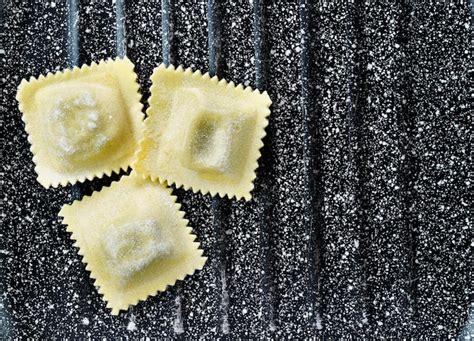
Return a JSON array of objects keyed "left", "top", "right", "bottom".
[{"left": 1, "top": 0, "right": 472, "bottom": 338}]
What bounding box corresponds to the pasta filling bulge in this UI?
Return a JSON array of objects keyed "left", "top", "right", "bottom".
[
  {"left": 36, "top": 81, "right": 128, "bottom": 168},
  {"left": 103, "top": 219, "right": 175, "bottom": 285}
]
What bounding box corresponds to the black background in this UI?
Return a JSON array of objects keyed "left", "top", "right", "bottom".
[{"left": 1, "top": 0, "right": 472, "bottom": 338}]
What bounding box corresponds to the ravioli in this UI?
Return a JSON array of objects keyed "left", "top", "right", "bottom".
[
  {"left": 133, "top": 64, "right": 272, "bottom": 200},
  {"left": 59, "top": 174, "right": 206, "bottom": 315},
  {"left": 16, "top": 57, "right": 144, "bottom": 187}
]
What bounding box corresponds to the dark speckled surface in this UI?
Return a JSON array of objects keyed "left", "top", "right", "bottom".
[{"left": 1, "top": 0, "right": 472, "bottom": 338}]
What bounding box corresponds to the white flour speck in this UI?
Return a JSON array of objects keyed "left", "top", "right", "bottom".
[
  {"left": 73, "top": 92, "right": 96, "bottom": 107},
  {"left": 58, "top": 137, "right": 75, "bottom": 155},
  {"left": 173, "top": 296, "right": 184, "bottom": 334},
  {"left": 127, "top": 320, "right": 136, "bottom": 331},
  {"left": 315, "top": 312, "right": 323, "bottom": 330},
  {"left": 87, "top": 111, "right": 98, "bottom": 121}
]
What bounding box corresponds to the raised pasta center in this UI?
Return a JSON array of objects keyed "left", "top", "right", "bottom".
[
  {"left": 36, "top": 81, "right": 128, "bottom": 168},
  {"left": 182, "top": 110, "right": 257, "bottom": 181},
  {"left": 104, "top": 219, "right": 174, "bottom": 282}
]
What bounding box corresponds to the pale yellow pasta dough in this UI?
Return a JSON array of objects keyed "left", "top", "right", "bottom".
[
  {"left": 17, "top": 58, "right": 144, "bottom": 187},
  {"left": 133, "top": 64, "right": 272, "bottom": 200},
  {"left": 59, "top": 174, "right": 206, "bottom": 315}
]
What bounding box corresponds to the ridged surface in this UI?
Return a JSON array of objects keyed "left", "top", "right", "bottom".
[{"left": 2, "top": 0, "right": 472, "bottom": 339}]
